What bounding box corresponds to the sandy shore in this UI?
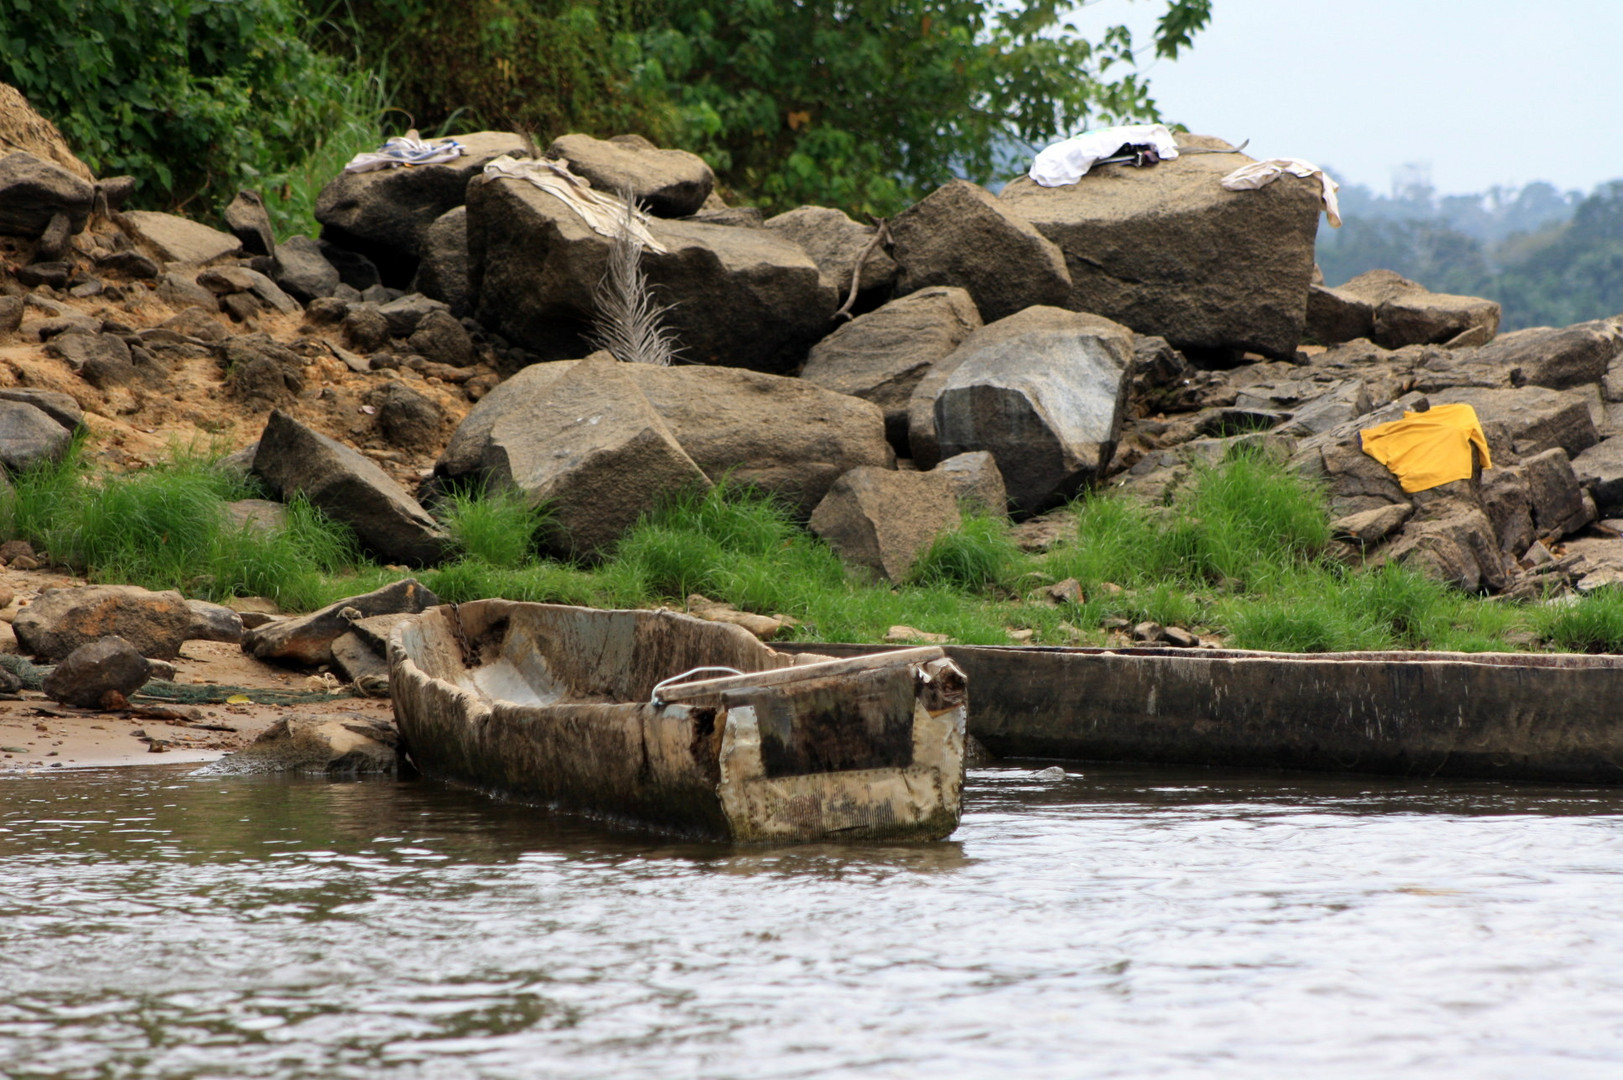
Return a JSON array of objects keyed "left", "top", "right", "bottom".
[{"left": 0, "top": 567, "right": 395, "bottom": 774}]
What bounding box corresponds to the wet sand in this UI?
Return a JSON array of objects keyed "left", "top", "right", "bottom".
[{"left": 0, "top": 567, "right": 394, "bottom": 774}]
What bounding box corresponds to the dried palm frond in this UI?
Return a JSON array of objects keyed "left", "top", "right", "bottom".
[{"left": 587, "top": 190, "right": 681, "bottom": 366}]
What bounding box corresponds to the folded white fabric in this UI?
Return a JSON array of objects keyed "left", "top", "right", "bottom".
[
  {"left": 1220, "top": 158, "right": 1343, "bottom": 227},
  {"left": 343, "top": 132, "right": 465, "bottom": 174},
  {"left": 482, "top": 155, "right": 668, "bottom": 254},
  {"left": 1028, "top": 124, "right": 1182, "bottom": 187}
]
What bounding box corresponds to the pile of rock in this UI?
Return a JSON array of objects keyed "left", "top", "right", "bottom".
[{"left": 7, "top": 72, "right": 1623, "bottom": 601}]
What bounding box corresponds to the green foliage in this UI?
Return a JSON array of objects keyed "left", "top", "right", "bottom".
[
  {"left": 312, "top": 0, "right": 1210, "bottom": 217},
  {"left": 0, "top": 441, "right": 360, "bottom": 609},
  {"left": 0, "top": 0, "right": 375, "bottom": 219},
  {"left": 311, "top": 0, "right": 676, "bottom": 151},
  {"left": 1050, "top": 449, "right": 1330, "bottom": 594},
  {"left": 1535, "top": 589, "right": 1623, "bottom": 653},
  {"left": 636, "top": 0, "right": 1212, "bottom": 215},
  {"left": 441, "top": 484, "right": 548, "bottom": 569},
  {"left": 908, "top": 510, "right": 1026, "bottom": 592}
]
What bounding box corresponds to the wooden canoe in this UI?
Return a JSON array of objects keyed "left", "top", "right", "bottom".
[
  {"left": 387, "top": 600, "right": 968, "bottom": 841},
  {"left": 778, "top": 642, "right": 1623, "bottom": 786}
]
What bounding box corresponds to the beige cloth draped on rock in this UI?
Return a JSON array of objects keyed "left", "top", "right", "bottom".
[{"left": 482, "top": 155, "right": 667, "bottom": 255}]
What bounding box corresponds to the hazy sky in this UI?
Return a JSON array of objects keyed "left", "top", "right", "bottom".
[{"left": 1073, "top": 0, "right": 1623, "bottom": 197}]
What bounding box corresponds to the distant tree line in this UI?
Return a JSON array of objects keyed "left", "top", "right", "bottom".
[{"left": 1317, "top": 175, "right": 1623, "bottom": 331}]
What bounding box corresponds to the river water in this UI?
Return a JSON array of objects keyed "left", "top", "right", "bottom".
[{"left": 3, "top": 763, "right": 1623, "bottom": 1079}]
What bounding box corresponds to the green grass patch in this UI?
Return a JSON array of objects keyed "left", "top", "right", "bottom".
[
  {"left": 908, "top": 510, "right": 1028, "bottom": 592},
  {"left": 0, "top": 440, "right": 360, "bottom": 609},
  {"left": 0, "top": 440, "right": 1574, "bottom": 657},
  {"left": 1534, "top": 589, "right": 1623, "bottom": 653}
]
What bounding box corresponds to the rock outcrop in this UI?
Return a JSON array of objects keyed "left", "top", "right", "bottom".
[
  {"left": 468, "top": 172, "right": 835, "bottom": 372},
  {"left": 809, "top": 467, "right": 961, "bottom": 582},
  {"left": 800, "top": 286, "right": 981, "bottom": 453},
  {"left": 252, "top": 410, "right": 450, "bottom": 566},
  {"left": 1000, "top": 135, "right": 1322, "bottom": 360},
  {"left": 547, "top": 133, "right": 715, "bottom": 218},
  {"left": 315, "top": 130, "right": 531, "bottom": 284},
  {"left": 924, "top": 306, "right": 1135, "bottom": 514},
  {"left": 889, "top": 179, "right": 1071, "bottom": 324}
]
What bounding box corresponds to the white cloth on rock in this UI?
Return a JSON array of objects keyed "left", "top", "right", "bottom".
[
  {"left": 481, "top": 155, "right": 668, "bottom": 255},
  {"left": 343, "top": 132, "right": 465, "bottom": 173},
  {"left": 1220, "top": 158, "right": 1343, "bottom": 227},
  {"left": 1028, "top": 124, "right": 1181, "bottom": 187}
]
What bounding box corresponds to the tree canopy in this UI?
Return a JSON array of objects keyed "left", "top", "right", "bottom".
[{"left": 323, "top": 0, "right": 1214, "bottom": 215}]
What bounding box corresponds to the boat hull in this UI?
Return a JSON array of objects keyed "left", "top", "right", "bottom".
[
  {"left": 778, "top": 643, "right": 1623, "bottom": 786},
  {"left": 389, "top": 601, "right": 967, "bottom": 840}
]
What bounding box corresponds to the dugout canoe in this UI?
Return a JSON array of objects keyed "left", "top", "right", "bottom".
[
  {"left": 776, "top": 642, "right": 1623, "bottom": 786},
  {"left": 387, "top": 600, "right": 968, "bottom": 841}
]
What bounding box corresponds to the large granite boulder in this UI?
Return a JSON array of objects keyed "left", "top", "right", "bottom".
[
  {"left": 999, "top": 136, "right": 1322, "bottom": 360},
  {"left": 0, "top": 152, "right": 94, "bottom": 239},
  {"left": 808, "top": 467, "right": 960, "bottom": 582},
  {"left": 547, "top": 133, "right": 714, "bottom": 218},
  {"left": 1471, "top": 324, "right": 1619, "bottom": 391},
  {"left": 1480, "top": 469, "right": 1535, "bottom": 557},
  {"left": 216, "top": 714, "right": 402, "bottom": 775},
  {"left": 223, "top": 189, "right": 276, "bottom": 257},
  {"left": 934, "top": 451, "right": 1009, "bottom": 516},
  {"left": 438, "top": 358, "right": 893, "bottom": 520},
  {"left": 435, "top": 357, "right": 711, "bottom": 555},
  {"left": 800, "top": 286, "right": 981, "bottom": 452},
  {"left": 1574, "top": 436, "right": 1623, "bottom": 516},
  {"left": 0, "top": 388, "right": 82, "bottom": 432},
  {"left": 1378, "top": 493, "right": 1511, "bottom": 593},
  {"left": 922, "top": 306, "right": 1135, "bottom": 514},
  {"left": 888, "top": 179, "right": 1070, "bottom": 324},
  {"left": 1314, "top": 270, "right": 1500, "bottom": 349},
  {"left": 15, "top": 585, "right": 198, "bottom": 661},
  {"left": 41, "top": 636, "right": 151, "bottom": 709},
  {"left": 315, "top": 131, "right": 530, "bottom": 285},
  {"left": 626, "top": 363, "right": 893, "bottom": 517},
  {"left": 1517, "top": 447, "right": 1595, "bottom": 538},
  {"left": 763, "top": 205, "right": 898, "bottom": 299},
  {"left": 252, "top": 410, "right": 449, "bottom": 566},
  {"left": 0, "top": 399, "right": 72, "bottom": 472},
  {"left": 468, "top": 171, "right": 835, "bottom": 372}
]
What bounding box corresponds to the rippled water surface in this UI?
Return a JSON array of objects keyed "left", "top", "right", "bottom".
[{"left": 4, "top": 763, "right": 1623, "bottom": 1078}]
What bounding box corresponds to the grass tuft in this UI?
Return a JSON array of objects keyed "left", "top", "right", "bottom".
[{"left": 908, "top": 511, "right": 1026, "bottom": 592}]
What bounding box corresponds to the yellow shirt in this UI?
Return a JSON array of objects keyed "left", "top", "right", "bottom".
[{"left": 1359, "top": 403, "right": 1493, "bottom": 494}]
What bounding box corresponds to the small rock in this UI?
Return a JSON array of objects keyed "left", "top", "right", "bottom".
[
  {"left": 1045, "top": 578, "right": 1085, "bottom": 605},
  {"left": 1131, "top": 621, "right": 1166, "bottom": 643},
  {"left": 1162, "top": 626, "right": 1200, "bottom": 648},
  {"left": 685, "top": 595, "right": 787, "bottom": 641},
  {"left": 884, "top": 625, "right": 950, "bottom": 644},
  {"left": 206, "top": 713, "right": 401, "bottom": 775},
  {"left": 186, "top": 600, "right": 245, "bottom": 644}
]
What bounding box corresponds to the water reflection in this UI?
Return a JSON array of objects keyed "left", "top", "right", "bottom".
[{"left": 2, "top": 763, "right": 1623, "bottom": 1078}]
